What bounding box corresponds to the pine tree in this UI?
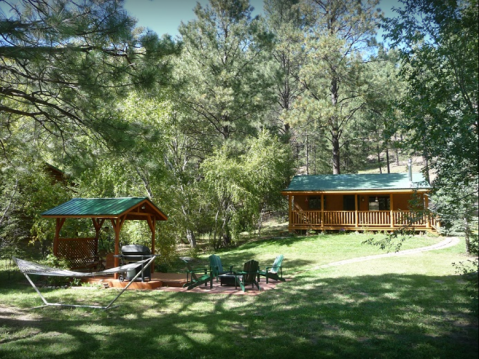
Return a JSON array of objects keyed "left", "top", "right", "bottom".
[{"left": 288, "top": 0, "right": 382, "bottom": 174}]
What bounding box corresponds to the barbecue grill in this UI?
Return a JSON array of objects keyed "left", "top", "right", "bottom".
[{"left": 119, "top": 244, "right": 153, "bottom": 282}]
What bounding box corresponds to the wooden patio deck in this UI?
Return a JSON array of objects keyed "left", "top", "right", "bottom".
[
  {"left": 82, "top": 272, "right": 187, "bottom": 290},
  {"left": 82, "top": 273, "right": 285, "bottom": 295}
]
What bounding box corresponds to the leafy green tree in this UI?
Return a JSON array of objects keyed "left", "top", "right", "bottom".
[
  {"left": 201, "top": 130, "right": 293, "bottom": 248},
  {"left": 0, "top": 160, "right": 71, "bottom": 260},
  {"left": 167, "top": 0, "right": 283, "bottom": 248},
  {"left": 153, "top": 105, "right": 211, "bottom": 249},
  {"left": 384, "top": 0, "right": 478, "bottom": 253}
]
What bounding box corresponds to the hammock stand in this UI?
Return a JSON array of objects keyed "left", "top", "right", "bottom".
[{"left": 13, "top": 256, "right": 156, "bottom": 310}]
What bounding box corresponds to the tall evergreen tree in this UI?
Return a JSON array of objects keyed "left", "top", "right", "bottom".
[
  {"left": 176, "top": 0, "right": 275, "bottom": 149},
  {"left": 0, "top": 0, "right": 179, "bottom": 152},
  {"left": 263, "top": 0, "right": 310, "bottom": 136},
  {"left": 287, "top": 0, "right": 382, "bottom": 174}
]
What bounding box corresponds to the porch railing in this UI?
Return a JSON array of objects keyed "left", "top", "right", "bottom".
[{"left": 291, "top": 210, "right": 437, "bottom": 229}]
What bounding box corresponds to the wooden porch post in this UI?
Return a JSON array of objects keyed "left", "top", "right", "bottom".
[
  {"left": 355, "top": 195, "right": 358, "bottom": 228},
  {"left": 425, "top": 195, "right": 430, "bottom": 228},
  {"left": 321, "top": 194, "right": 324, "bottom": 230},
  {"left": 390, "top": 194, "right": 394, "bottom": 228}
]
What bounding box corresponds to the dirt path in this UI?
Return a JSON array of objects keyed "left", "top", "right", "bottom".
[{"left": 316, "top": 236, "right": 461, "bottom": 269}]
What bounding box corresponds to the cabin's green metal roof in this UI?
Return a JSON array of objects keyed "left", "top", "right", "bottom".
[
  {"left": 284, "top": 173, "right": 431, "bottom": 192},
  {"left": 42, "top": 197, "right": 154, "bottom": 216}
]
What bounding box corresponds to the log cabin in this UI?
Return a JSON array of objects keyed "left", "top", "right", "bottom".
[{"left": 281, "top": 170, "right": 439, "bottom": 233}]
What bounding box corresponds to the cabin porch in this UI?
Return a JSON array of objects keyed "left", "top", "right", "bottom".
[
  {"left": 287, "top": 192, "right": 439, "bottom": 233},
  {"left": 290, "top": 209, "right": 439, "bottom": 232}
]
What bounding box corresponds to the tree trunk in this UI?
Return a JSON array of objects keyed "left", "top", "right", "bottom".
[
  {"left": 377, "top": 144, "right": 382, "bottom": 174},
  {"left": 213, "top": 210, "right": 220, "bottom": 249},
  {"left": 332, "top": 131, "right": 340, "bottom": 174},
  {"left": 306, "top": 133, "right": 309, "bottom": 175},
  {"left": 284, "top": 123, "right": 290, "bottom": 133},
  {"left": 386, "top": 147, "right": 390, "bottom": 174},
  {"left": 0, "top": 179, "right": 18, "bottom": 227},
  {"left": 222, "top": 211, "right": 231, "bottom": 246},
  {"left": 330, "top": 75, "right": 340, "bottom": 175},
  {"left": 423, "top": 154, "right": 430, "bottom": 183},
  {"left": 464, "top": 216, "right": 472, "bottom": 254},
  {"left": 395, "top": 133, "right": 400, "bottom": 165},
  {"left": 135, "top": 167, "right": 154, "bottom": 199},
  {"left": 186, "top": 229, "right": 196, "bottom": 248},
  {"left": 257, "top": 206, "right": 264, "bottom": 237}
]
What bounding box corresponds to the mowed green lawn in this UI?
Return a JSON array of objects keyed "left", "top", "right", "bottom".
[{"left": 0, "top": 234, "right": 477, "bottom": 359}]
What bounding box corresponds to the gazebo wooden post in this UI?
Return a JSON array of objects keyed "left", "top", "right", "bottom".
[
  {"left": 92, "top": 218, "right": 105, "bottom": 238},
  {"left": 53, "top": 218, "right": 66, "bottom": 256},
  {"left": 288, "top": 195, "right": 292, "bottom": 232},
  {"left": 91, "top": 218, "right": 105, "bottom": 258},
  {"left": 110, "top": 216, "right": 126, "bottom": 279},
  {"left": 146, "top": 215, "right": 156, "bottom": 273}
]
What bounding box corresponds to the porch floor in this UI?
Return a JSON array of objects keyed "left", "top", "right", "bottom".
[{"left": 290, "top": 225, "right": 436, "bottom": 233}]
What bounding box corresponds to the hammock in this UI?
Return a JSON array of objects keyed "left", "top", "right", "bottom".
[{"left": 13, "top": 256, "right": 156, "bottom": 310}]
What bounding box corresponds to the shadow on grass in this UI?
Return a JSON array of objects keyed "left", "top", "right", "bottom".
[{"left": 1, "top": 272, "right": 477, "bottom": 359}]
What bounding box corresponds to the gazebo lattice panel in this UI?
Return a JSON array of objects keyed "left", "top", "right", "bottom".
[{"left": 57, "top": 238, "right": 99, "bottom": 269}]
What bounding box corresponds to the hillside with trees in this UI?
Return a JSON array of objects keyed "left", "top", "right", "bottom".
[{"left": 1, "top": 0, "right": 477, "bottom": 262}]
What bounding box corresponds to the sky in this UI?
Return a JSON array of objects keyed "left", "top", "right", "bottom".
[{"left": 123, "top": 0, "right": 401, "bottom": 40}]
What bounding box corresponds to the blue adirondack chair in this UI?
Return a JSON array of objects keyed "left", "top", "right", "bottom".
[{"left": 257, "top": 255, "right": 285, "bottom": 283}]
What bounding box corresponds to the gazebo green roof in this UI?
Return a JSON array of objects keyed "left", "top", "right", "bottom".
[
  {"left": 283, "top": 173, "right": 431, "bottom": 192},
  {"left": 41, "top": 197, "right": 167, "bottom": 220}
]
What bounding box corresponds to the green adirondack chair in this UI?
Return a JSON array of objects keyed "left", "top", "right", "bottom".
[
  {"left": 234, "top": 259, "right": 261, "bottom": 292},
  {"left": 181, "top": 258, "right": 212, "bottom": 290},
  {"left": 257, "top": 255, "right": 285, "bottom": 283},
  {"left": 209, "top": 254, "right": 233, "bottom": 281}
]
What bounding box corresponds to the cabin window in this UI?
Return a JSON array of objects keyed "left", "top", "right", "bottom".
[
  {"left": 368, "top": 196, "right": 390, "bottom": 211},
  {"left": 308, "top": 196, "right": 324, "bottom": 210}
]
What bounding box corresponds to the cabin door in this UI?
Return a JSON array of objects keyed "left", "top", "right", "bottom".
[{"left": 343, "top": 195, "right": 356, "bottom": 211}]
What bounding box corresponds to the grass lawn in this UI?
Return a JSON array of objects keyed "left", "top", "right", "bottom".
[{"left": 0, "top": 233, "right": 477, "bottom": 359}]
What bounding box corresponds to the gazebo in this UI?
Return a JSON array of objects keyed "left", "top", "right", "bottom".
[{"left": 42, "top": 197, "right": 167, "bottom": 277}]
